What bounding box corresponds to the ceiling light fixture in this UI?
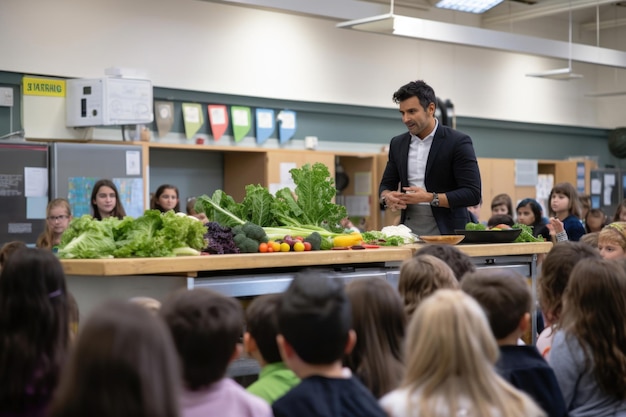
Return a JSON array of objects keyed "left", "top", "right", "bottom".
[
  {"left": 584, "top": 91, "right": 626, "bottom": 97},
  {"left": 336, "top": 1, "right": 626, "bottom": 69},
  {"left": 525, "top": 6, "right": 583, "bottom": 80},
  {"left": 435, "top": 0, "right": 504, "bottom": 14}
]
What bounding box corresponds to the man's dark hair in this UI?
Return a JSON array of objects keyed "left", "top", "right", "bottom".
[
  {"left": 246, "top": 293, "right": 283, "bottom": 364},
  {"left": 461, "top": 269, "right": 531, "bottom": 339},
  {"left": 416, "top": 244, "right": 476, "bottom": 281},
  {"left": 160, "top": 288, "right": 243, "bottom": 390},
  {"left": 392, "top": 80, "right": 437, "bottom": 113},
  {"left": 278, "top": 271, "right": 351, "bottom": 365}
]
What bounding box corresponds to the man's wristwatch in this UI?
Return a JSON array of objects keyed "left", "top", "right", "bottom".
[
  {"left": 430, "top": 192, "right": 440, "bottom": 207},
  {"left": 380, "top": 195, "right": 387, "bottom": 208}
]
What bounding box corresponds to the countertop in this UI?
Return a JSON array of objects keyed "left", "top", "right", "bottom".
[{"left": 60, "top": 241, "right": 553, "bottom": 276}]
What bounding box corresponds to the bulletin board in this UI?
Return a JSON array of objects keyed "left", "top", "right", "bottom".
[
  {"left": 50, "top": 143, "right": 145, "bottom": 218},
  {"left": 0, "top": 141, "right": 48, "bottom": 246}
]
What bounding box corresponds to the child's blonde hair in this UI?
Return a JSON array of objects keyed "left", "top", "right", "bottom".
[
  {"left": 598, "top": 222, "right": 626, "bottom": 251},
  {"left": 402, "top": 290, "right": 545, "bottom": 417},
  {"left": 37, "top": 198, "right": 72, "bottom": 249},
  {"left": 398, "top": 254, "right": 458, "bottom": 317}
]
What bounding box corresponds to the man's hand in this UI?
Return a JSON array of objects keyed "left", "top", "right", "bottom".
[
  {"left": 399, "top": 186, "right": 430, "bottom": 205},
  {"left": 384, "top": 191, "right": 408, "bottom": 211}
]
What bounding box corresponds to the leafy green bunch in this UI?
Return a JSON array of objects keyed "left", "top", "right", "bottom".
[
  {"left": 196, "top": 163, "right": 347, "bottom": 232},
  {"left": 58, "top": 215, "right": 119, "bottom": 259},
  {"left": 58, "top": 210, "right": 207, "bottom": 259}
]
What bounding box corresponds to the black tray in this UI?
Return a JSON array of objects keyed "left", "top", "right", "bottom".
[{"left": 454, "top": 229, "right": 521, "bottom": 244}]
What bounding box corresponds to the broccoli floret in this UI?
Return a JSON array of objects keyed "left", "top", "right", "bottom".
[
  {"left": 303, "top": 232, "right": 322, "bottom": 251},
  {"left": 231, "top": 225, "right": 243, "bottom": 236},
  {"left": 237, "top": 236, "right": 260, "bottom": 253},
  {"left": 242, "top": 222, "right": 267, "bottom": 242},
  {"left": 233, "top": 233, "right": 247, "bottom": 245},
  {"left": 465, "top": 222, "right": 486, "bottom": 231}
]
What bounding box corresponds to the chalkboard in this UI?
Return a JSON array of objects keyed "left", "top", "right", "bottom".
[
  {"left": 0, "top": 141, "right": 48, "bottom": 246},
  {"left": 50, "top": 143, "right": 145, "bottom": 218}
]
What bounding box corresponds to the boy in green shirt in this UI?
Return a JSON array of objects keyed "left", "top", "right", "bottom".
[{"left": 244, "top": 293, "right": 300, "bottom": 404}]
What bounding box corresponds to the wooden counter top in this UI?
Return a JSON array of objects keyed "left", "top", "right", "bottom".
[
  {"left": 61, "top": 241, "right": 552, "bottom": 277},
  {"left": 410, "top": 241, "right": 554, "bottom": 257},
  {"left": 61, "top": 246, "right": 412, "bottom": 276}
]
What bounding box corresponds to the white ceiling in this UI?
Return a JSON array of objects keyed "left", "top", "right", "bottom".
[{"left": 204, "top": 0, "right": 626, "bottom": 50}]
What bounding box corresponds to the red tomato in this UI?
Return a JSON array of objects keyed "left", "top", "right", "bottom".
[
  {"left": 259, "top": 242, "right": 268, "bottom": 253},
  {"left": 295, "top": 236, "right": 304, "bottom": 242},
  {"left": 303, "top": 241, "right": 312, "bottom": 251}
]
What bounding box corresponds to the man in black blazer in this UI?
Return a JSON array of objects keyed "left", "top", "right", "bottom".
[{"left": 379, "top": 80, "right": 481, "bottom": 236}]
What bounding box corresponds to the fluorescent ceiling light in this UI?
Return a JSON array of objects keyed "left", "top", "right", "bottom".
[
  {"left": 525, "top": 67, "right": 583, "bottom": 80},
  {"left": 435, "top": 0, "right": 503, "bottom": 14},
  {"left": 336, "top": 14, "right": 626, "bottom": 69},
  {"left": 585, "top": 91, "right": 626, "bottom": 97}
]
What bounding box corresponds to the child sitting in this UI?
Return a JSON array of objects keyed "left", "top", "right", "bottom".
[
  {"left": 461, "top": 269, "right": 567, "bottom": 417},
  {"left": 272, "top": 272, "right": 386, "bottom": 417},
  {"left": 160, "top": 288, "right": 272, "bottom": 417},
  {"left": 548, "top": 182, "right": 586, "bottom": 241},
  {"left": 379, "top": 290, "right": 545, "bottom": 417},
  {"left": 244, "top": 293, "right": 300, "bottom": 404},
  {"left": 549, "top": 258, "right": 626, "bottom": 415},
  {"left": 49, "top": 300, "right": 180, "bottom": 417},
  {"left": 398, "top": 254, "right": 458, "bottom": 317},
  {"left": 537, "top": 242, "right": 600, "bottom": 359},
  {"left": 415, "top": 243, "right": 476, "bottom": 281},
  {"left": 597, "top": 221, "right": 626, "bottom": 260},
  {"left": 345, "top": 277, "right": 406, "bottom": 399}
]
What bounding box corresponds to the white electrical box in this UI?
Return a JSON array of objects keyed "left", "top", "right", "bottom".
[{"left": 66, "top": 77, "right": 153, "bottom": 127}]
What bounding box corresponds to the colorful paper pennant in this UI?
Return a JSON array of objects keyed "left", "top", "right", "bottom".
[
  {"left": 154, "top": 101, "right": 174, "bottom": 138},
  {"left": 255, "top": 108, "right": 275, "bottom": 145},
  {"left": 231, "top": 106, "right": 251, "bottom": 143},
  {"left": 277, "top": 110, "right": 297, "bottom": 144},
  {"left": 182, "top": 103, "right": 204, "bottom": 140},
  {"left": 208, "top": 104, "right": 228, "bottom": 141}
]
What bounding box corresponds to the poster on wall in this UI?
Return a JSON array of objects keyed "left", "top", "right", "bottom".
[{"left": 68, "top": 176, "right": 144, "bottom": 218}]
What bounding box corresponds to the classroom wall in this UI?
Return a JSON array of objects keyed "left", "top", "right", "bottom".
[{"left": 1, "top": 0, "right": 625, "bottom": 133}]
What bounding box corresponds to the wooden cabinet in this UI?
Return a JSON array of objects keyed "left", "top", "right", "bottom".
[
  {"left": 146, "top": 143, "right": 383, "bottom": 230},
  {"left": 477, "top": 157, "right": 597, "bottom": 222}
]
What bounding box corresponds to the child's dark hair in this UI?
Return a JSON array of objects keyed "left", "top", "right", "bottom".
[
  {"left": 548, "top": 182, "right": 582, "bottom": 218},
  {"left": 416, "top": 244, "right": 476, "bottom": 281},
  {"left": 539, "top": 241, "right": 601, "bottom": 323},
  {"left": 585, "top": 208, "right": 607, "bottom": 233},
  {"left": 150, "top": 184, "right": 180, "bottom": 212},
  {"left": 561, "top": 258, "right": 626, "bottom": 399},
  {"left": 487, "top": 214, "right": 515, "bottom": 228},
  {"left": 345, "top": 278, "right": 405, "bottom": 398},
  {"left": 614, "top": 199, "right": 626, "bottom": 222},
  {"left": 461, "top": 269, "right": 531, "bottom": 339},
  {"left": 160, "top": 288, "right": 243, "bottom": 390},
  {"left": 516, "top": 198, "right": 545, "bottom": 229},
  {"left": 0, "top": 248, "right": 69, "bottom": 410},
  {"left": 278, "top": 271, "right": 351, "bottom": 365},
  {"left": 491, "top": 193, "right": 513, "bottom": 216},
  {"left": 245, "top": 293, "right": 283, "bottom": 364},
  {"left": 90, "top": 179, "right": 127, "bottom": 220},
  {"left": 50, "top": 300, "right": 180, "bottom": 417}
]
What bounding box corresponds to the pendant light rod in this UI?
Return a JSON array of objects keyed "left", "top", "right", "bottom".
[{"left": 568, "top": 4, "right": 573, "bottom": 70}]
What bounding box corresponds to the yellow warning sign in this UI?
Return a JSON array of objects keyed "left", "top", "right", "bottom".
[{"left": 23, "top": 77, "right": 66, "bottom": 97}]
